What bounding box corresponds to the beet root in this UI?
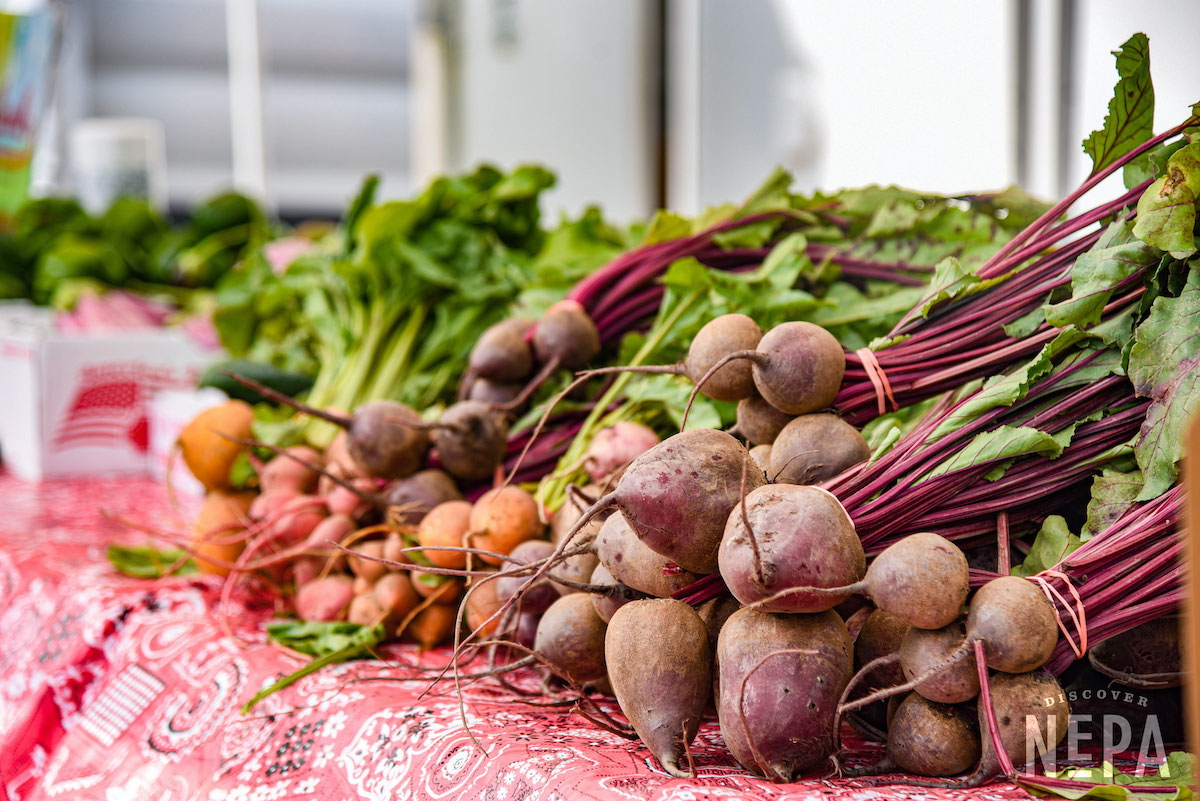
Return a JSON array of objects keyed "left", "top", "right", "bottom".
[
  {"left": 749, "top": 444, "right": 772, "bottom": 473},
  {"left": 495, "top": 540, "right": 559, "bottom": 614},
  {"left": 718, "top": 484, "right": 864, "bottom": 613},
  {"left": 682, "top": 314, "right": 763, "bottom": 402},
  {"left": 550, "top": 549, "right": 599, "bottom": 596},
  {"left": 851, "top": 609, "right": 910, "bottom": 732},
  {"left": 967, "top": 576, "right": 1058, "bottom": 673},
  {"left": 855, "top": 609, "right": 910, "bottom": 689},
  {"left": 606, "top": 599, "right": 712, "bottom": 778},
  {"left": 596, "top": 511, "right": 702, "bottom": 597},
  {"left": 615, "top": 428, "right": 766, "bottom": 574},
  {"left": 384, "top": 469, "right": 463, "bottom": 525},
  {"left": 469, "top": 318, "right": 534, "bottom": 382},
  {"left": 467, "top": 377, "right": 525, "bottom": 406},
  {"left": 533, "top": 301, "right": 600, "bottom": 369},
  {"left": 751, "top": 322, "right": 845, "bottom": 415},
  {"left": 534, "top": 593, "right": 608, "bottom": 685},
  {"left": 346, "top": 400, "right": 429, "bottom": 479},
  {"left": 768, "top": 413, "right": 870, "bottom": 485},
  {"left": 886, "top": 693, "right": 980, "bottom": 776},
  {"left": 866, "top": 532, "right": 969, "bottom": 630},
  {"left": 585, "top": 422, "right": 660, "bottom": 482},
  {"left": 588, "top": 563, "right": 646, "bottom": 623},
  {"left": 899, "top": 619, "right": 980, "bottom": 704},
  {"left": 977, "top": 671, "right": 1069, "bottom": 777},
  {"left": 697, "top": 596, "right": 741, "bottom": 656},
  {"left": 431, "top": 401, "right": 509, "bottom": 481},
  {"left": 717, "top": 608, "right": 853, "bottom": 781},
  {"left": 736, "top": 394, "right": 794, "bottom": 446},
  {"left": 549, "top": 491, "right": 603, "bottom": 596}
]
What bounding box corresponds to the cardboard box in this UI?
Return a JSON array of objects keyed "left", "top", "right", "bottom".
[
  {"left": 147, "top": 388, "right": 229, "bottom": 497},
  {"left": 0, "top": 306, "right": 217, "bottom": 481}
]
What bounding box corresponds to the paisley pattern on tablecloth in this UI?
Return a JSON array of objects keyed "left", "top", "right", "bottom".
[{"left": 0, "top": 475, "right": 1037, "bottom": 800}]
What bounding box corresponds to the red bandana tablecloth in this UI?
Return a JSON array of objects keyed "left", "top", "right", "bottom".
[{"left": 0, "top": 474, "right": 1034, "bottom": 801}]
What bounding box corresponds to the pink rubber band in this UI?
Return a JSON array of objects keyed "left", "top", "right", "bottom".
[
  {"left": 1030, "top": 570, "right": 1089, "bottom": 657},
  {"left": 856, "top": 347, "right": 898, "bottom": 416}
]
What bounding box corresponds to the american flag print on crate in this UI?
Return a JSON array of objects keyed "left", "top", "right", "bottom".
[
  {"left": 77, "top": 664, "right": 165, "bottom": 747},
  {"left": 51, "top": 365, "right": 170, "bottom": 453}
]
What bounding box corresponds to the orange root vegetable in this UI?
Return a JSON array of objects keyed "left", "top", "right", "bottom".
[
  {"left": 382, "top": 531, "right": 412, "bottom": 565},
  {"left": 348, "top": 593, "right": 387, "bottom": 627},
  {"left": 373, "top": 573, "right": 421, "bottom": 629},
  {"left": 412, "top": 573, "right": 464, "bottom": 604},
  {"left": 405, "top": 603, "right": 459, "bottom": 649},
  {"left": 418, "top": 500, "right": 474, "bottom": 568},
  {"left": 348, "top": 540, "right": 388, "bottom": 583},
  {"left": 469, "top": 486, "right": 543, "bottom": 566},
  {"left": 191, "top": 489, "right": 256, "bottom": 575},
  {"left": 465, "top": 574, "right": 505, "bottom": 637},
  {"left": 178, "top": 400, "right": 254, "bottom": 491}
]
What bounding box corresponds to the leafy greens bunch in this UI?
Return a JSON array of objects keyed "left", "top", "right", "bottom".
[
  {"left": 0, "top": 192, "right": 270, "bottom": 306},
  {"left": 213, "top": 165, "right": 628, "bottom": 446}
]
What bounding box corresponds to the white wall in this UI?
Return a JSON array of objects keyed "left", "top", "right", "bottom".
[
  {"left": 1068, "top": 1, "right": 1200, "bottom": 201},
  {"left": 673, "top": 0, "right": 1018, "bottom": 212},
  {"left": 73, "top": 0, "right": 412, "bottom": 213},
  {"left": 449, "top": 0, "right": 658, "bottom": 223}
]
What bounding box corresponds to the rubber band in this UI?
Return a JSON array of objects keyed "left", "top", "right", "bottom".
[
  {"left": 1030, "top": 570, "right": 1089, "bottom": 658},
  {"left": 856, "top": 347, "right": 898, "bottom": 416}
]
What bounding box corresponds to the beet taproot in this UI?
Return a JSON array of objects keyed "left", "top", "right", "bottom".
[
  {"left": 717, "top": 607, "right": 853, "bottom": 781},
  {"left": 719, "top": 484, "right": 864, "bottom": 613},
  {"left": 606, "top": 599, "right": 711, "bottom": 778}
]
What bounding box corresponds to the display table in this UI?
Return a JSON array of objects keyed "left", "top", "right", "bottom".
[{"left": 0, "top": 474, "right": 1031, "bottom": 800}]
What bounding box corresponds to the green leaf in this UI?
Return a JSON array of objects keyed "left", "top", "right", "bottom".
[
  {"left": 1031, "top": 753, "right": 1195, "bottom": 801},
  {"left": 1045, "top": 219, "right": 1161, "bottom": 328},
  {"left": 927, "top": 342, "right": 1120, "bottom": 442},
  {"left": 920, "top": 424, "right": 1068, "bottom": 483},
  {"left": 912, "top": 257, "right": 1007, "bottom": 321},
  {"left": 107, "top": 545, "right": 197, "bottom": 578},
  {"left": 966, "top": 185, "right": 1055, "bottom": 231},
  {"left": 1127, "top": 269, "right": 1200, "bottom": 499},
  {"left": 1003, "top": 305, "right": 1046, "bottom": 338},
  {"left": 809, "top": 283, "right": 927, "bottom": 351},
  {"left": 1132, "top": 142, "right": 1200, "bottom": 257},
  {"left": 342, "top": 173, "right": 380, "bottom": 251},
  {"left": 528, "top": 206, "right": 628, "bottom": 293},
  {"left": 643, "top": 210, "right": 693, "bottom": 244},
  {"left": 859, "top": 396, "right": 941, "bottom": 464},
  {"left": 1083, "top": 464, "right": 1145, "bottom": 538},
  {"left": 265, "top": 620, "right": 379, "bottom": 656},
  {"left": 1123, "top": 137, "right": 1188, "bottom": 189},
  {"left": 1081, "top": 33, "right": 1155, "bottom": 177},
  {"left": 1012, "top": 516, "right": 1082, "bottom": 576},
  {"left": 622, "top": 373, "right": 723, "bottom": 432},
  {"left": 734, "top": 167, "right": 794, "bottom": 218},
  {"left": 243, "top": 621, "right": 385, "bottom": 712}
]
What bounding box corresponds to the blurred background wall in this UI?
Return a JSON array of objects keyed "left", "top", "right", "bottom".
[{"left": 29, "top": 0, "right": 1200, "bottom": 221}]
